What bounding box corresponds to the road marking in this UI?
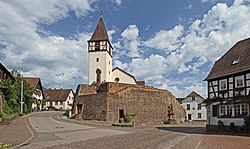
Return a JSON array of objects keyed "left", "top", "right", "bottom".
[{"left": 195, "top": 140, "right": 201, "bottom": 149}]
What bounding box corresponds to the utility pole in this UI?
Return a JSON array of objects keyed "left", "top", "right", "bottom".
[{"left": 21, "top": 80, "right": 23, "bottom": 113}]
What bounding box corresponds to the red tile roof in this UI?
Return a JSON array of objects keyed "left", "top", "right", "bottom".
[
  {"left": 23, "top": 77, "right": 39, "bottom": 88},
  {"left": 44, "top": 89, "right": 73, "bottom": 101},
  {"left": 88, "top": 16, "right": 110, "bottom": 42},
  {"left": 205, "top": 38, "right": 250, "bottom": 81},
  {"left": 186, "top": 91, "right": 202, "bottom": 98}
]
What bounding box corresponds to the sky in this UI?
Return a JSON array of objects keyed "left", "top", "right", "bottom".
[{"left": 0, "top": 0, "right": 250, "bottom": 98}]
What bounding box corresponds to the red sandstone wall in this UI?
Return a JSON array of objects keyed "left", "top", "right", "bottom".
[
  {"left": 106, "top": 87, "right": 185, "bottom": 124},
  {"left": 77, "top": 83, "right": 186, "bottom": 124},
  {"left": 78, "top": 93, "right": 108, "bottom": 121},
  {"left": 76, "top": 84, "right": 96, "bottom": 96}
]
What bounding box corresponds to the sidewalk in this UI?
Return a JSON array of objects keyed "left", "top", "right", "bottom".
[{"left": 0, "top": 114, "right": 33, "bottom": 148}]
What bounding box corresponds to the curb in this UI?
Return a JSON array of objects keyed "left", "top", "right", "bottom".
[{"left": 11, "top": 113, "right": 37, "bottom": 149}]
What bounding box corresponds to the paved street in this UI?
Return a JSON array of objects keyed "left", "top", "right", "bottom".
[
  {"left": 6, "top": 111, "right": 248, "bottom": 149},
  {"left": 20, "top": 111, "right": 129, "bottom": 149}
]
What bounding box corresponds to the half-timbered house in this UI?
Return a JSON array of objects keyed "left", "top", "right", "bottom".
[{"left": 205, "top": 38, "right": 250, "bottom": 131}]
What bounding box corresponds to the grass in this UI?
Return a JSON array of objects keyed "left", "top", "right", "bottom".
[
  {"left": 0, "top": 142, "right": 11, "bottom": 149},
  {"left": 111, "top": 123, "right": 133, "bottom": 127}
]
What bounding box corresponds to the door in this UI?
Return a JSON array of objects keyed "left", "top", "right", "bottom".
[{"left": 188, "top": 114, "right": 192, "bottom": 120}]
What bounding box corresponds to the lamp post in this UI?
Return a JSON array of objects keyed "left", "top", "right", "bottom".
[{"left": 20, "top": 80, "right": 23, "bottom": 113}]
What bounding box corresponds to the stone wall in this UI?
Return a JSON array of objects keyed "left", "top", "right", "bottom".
[
  {"left": 106, "top": 87, "right": 185, "bottom": 124},
  {"left": 78, "top": 92, "right": 108, "bottom": 121},
  {"left": 76, "top": 84, "right": 96, "bottom": 96},
  {"left": 77, "top": 83, "right": 186, "bottom": 124}
]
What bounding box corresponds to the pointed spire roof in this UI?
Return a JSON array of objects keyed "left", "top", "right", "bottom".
[{"left": 89, "top": 16, "right": 110, "bottom": 42}]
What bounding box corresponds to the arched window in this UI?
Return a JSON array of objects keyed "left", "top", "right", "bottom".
[{"left": 115, "top": 77, "right": 120, "bottom": 83}]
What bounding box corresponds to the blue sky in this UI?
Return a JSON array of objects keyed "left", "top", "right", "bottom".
[{"left": 0, "top": 0, "right": 250, "bottom": 98}]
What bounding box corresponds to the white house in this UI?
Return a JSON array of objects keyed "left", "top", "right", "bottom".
[
  {"left": 205, "top": 38, "right": 250, "bottom": 131},
  {"left": 44, "top": 89, "right": 74, "bottom": 111},
  {"left": 181, "top": 91, "right": 207, "bottom": 121},
  {"left": 88, "top": 16, "right": 137, "bottom": 85},
  {"left": 23, "top": 77, "right": 45, "bottom": 111}
]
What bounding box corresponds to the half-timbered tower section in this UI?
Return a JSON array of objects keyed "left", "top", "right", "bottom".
[{"left": 205, "top": 38, "right": 250, "bottom": 130}]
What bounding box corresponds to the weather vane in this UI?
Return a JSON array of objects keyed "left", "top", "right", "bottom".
[{"left": 100, "top": 10, "right": 103, "bottom": 16}]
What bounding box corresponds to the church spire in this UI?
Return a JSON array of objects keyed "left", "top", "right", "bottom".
[{"left": 89, "top": 15, "right": 110, "bottom": 42}]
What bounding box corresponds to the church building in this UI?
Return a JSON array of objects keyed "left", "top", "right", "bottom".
[
  {"left": 88, "top": 16, "right": 137, "bottom": 86},
  {"left": 73, "top": 15, "right": 185, "bottom": 124}
]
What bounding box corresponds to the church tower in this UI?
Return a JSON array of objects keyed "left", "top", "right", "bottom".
[{"left": 88, "top": 16, "right": 113, "bottom": 85}]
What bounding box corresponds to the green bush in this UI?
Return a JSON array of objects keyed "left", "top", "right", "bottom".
[
  {"left": 124, "top": 113, "right": 136, "bottom": 123},
  {"left": 243, "top": 116, "right": 250, "bottom": 131},
  {"left": 0, "top": 142, "right": 11, "bottom": 148},
  {"left": 218, "top": 120, "right": 224, "bottom": 130},
  {"left": 230, "top": 122, "right": 236, "bottom": 131}
]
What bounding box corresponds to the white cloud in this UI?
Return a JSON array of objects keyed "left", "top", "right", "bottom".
[
  {"left": 144, "top": 25, "right": 184, "bottom": 52},
  {"left": 185, "top": 4, "right": 193, "bottom": 10},
  {"left": 117, "top": 24, "right": 141, "bottom": 57},
  {"left": 125, "top": 0, "right": 250, "bottom": 97},
  {"left": 127, "top": 54, "right": 168, "bottom": 79},
  {"left": 113, "top": 0, "right": 122, "bottom": 5},
  {"left": 0, "top": 0, "right": 94, "bottom": 89}
]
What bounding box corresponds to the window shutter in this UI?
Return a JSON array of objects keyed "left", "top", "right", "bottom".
[{"left": 212, "top": 105, "right": 218, "bottom": 117}]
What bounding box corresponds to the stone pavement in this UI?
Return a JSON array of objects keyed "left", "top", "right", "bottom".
[{"left": 0, "top": 114, "right": 34, "bottom": 148}]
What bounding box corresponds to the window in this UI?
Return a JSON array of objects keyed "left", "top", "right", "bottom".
[
  {"left": 115, "top": 77, "right": 120, "bottom": 83},
  {"left": 234, "top": 104, "right": 241, "bottom": 116},
  {"left": 55, "top": 102, "right": 58, "bottom": 105},
  {"left": 227, "top": 105, "right": 233, "bottom": 116},
  {"left": 187, "top": 104, "right": 190, "bottom": 110},
  {"left": 219, "top": 80, "right": 227, "bottom": 90},
  {"left": 242, "top": 104, "right": 249, "bottom": 116},
  {"left": 192, "top": 97, "right": 195, "bottom": 101},
  {"left": 96, "top": 58, "right": 99, "bottom": 62},
  {"left": 60, "top": 101, "right": 63, "bottom": 105},
  {"left": 212, "top": 105, "right": 218, "bottom": 117},
  {"left": 220, "top": 105, "right": 226, "bottom": 116},
  {"left": 235, "top": 76, "right": 244, "bottom": 88},
  {"left": 198, "top": 104, "right": 201, "bottom": 110},
  {"left": 109, "top": 61, "right": 110, "bottom": 65},
  {"left": 198, "top": 113, "right": 201, "bottom": 118}
]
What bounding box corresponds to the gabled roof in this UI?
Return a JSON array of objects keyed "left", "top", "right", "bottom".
[
  {"left": 44, "top": 89, "right": 73, "bottom": 101},
  {"left": 23, "top": 77, "right": 45, "bottom": 99},
  {"left": 182, "top": 91, "right": 205, "bottom": 103},
  {"left": 23, "top": 77, "right": 40, "bottom": 88},
  {"left": 112, "top": 67, "right": 137, "bottom": 83},
  {"left": 186, "top": 91, "right": 202, "bottom": 98},
  {"left": 88, "top": 16, "right": 110, "bottom": 42},
  {"left": 0, "top": 63, "right": 15, "bottom": 81},
  {"left": 205, "top": 38, "right": 250, "bottom": 81}
]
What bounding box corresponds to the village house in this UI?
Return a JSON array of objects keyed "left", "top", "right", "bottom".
[
  {"left": 23, "top": 77, "right": 45, "bottom": 111},
  {"left": 205, "top": 38, "right": 250, "bottom": 132},
  {"left": 44, "top": 89, "right": 74, "bottom": 111},
  {"left": 73, "top": 15, "right": 186, "bottom": 124},
  {"left": 181, "top": 91, "right": 207, "bottom": 121},
  {"left": 0, "top": 63, "right": 15, "bottom": 113}
]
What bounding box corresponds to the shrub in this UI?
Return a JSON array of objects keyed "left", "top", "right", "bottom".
[
  {"left": 243, "top": 116, "right": 250, "bottom": 131},
  {"left": 230, "top": 122, "right": 236, "bottom": 131},
  {"left": 218, "top": 120, "right": 224, "bottom": 130},
  {"left": 124, "top": 113, "right": 136, "bottom": 123}
]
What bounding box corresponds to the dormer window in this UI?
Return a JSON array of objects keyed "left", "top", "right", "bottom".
[{"left": 232, "top": 58, "right": 240, "bottom": 65}]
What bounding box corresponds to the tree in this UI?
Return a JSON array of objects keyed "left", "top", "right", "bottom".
[{"left": 11, "top": 69, "right": 33, "bottom": 113}]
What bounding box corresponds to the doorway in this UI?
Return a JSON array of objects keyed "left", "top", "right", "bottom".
[
  {"left": 188, "top": 114, "right": 192, "bottom": 120},
  {"left": 119, "top": 109, "right": 124, "bottom": 123}
]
